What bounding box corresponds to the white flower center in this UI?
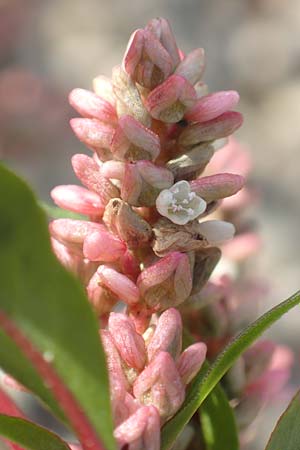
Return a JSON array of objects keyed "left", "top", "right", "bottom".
[{"left": 156, "top": 180, "right": 207, "bottom": 225}]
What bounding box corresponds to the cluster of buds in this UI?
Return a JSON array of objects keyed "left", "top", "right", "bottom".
[
  {"left": 50, "top": 17, "right": 245, "bottom": 331},
  {"left": 47, "top": 17, "right": 293, "bottom": 450},
  {"left": 102, "top": 308, "right": 206, "bottom": 448}
]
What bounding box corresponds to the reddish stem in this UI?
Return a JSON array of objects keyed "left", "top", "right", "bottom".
[{"left": 0, "top": 312, "right": 107, "bottom": 450}]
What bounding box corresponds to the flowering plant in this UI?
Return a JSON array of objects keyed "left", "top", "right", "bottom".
[{"left": 0, "top": 17, "right": 299, "bottom": 450}]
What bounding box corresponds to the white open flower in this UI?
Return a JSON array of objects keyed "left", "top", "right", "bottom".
[
  {"left": 156, "top": 180, "right": 207, "bottom": 225},
  {"left": 197, "top": 220, "right": 235, "bottom": 245}
]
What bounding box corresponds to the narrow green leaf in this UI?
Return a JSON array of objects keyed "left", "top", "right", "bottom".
[
  {"left": 0, "top": 164, "right": 116, "bottom": 450},
  {"left": 200, "top": 382, "right": 239, "bottom": 450},
  {"left": 161, "top": 290, "right": 300, "bottom": 449},
  {"left": 0, "top": 415, "right": 71, "bottom": 450},
  {"left": 182, "top": 330, "right": 239, "bottom": 450},
  {"left": 265, "top": 390, "right": 300, "bottom": 450},
  {"left": 39, "top": 202, "right": 86, "bottom": 220}
]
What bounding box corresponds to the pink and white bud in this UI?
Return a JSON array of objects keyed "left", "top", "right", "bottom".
[
  {"left": 111, "top": 115, "right": 160, "bottom": 161},
  {"left": 166, "top": 144, "right": 214, "bottom": 181},
  {"left": 71, "top": 154, "right": 120, "bottom": 204},
  {"left": 83, "top": 230, "right": 126, "bottom": 262},
  {"left": 133, "top": 351, "right": 185, "bottom": 422},
  {"left": 176, "top": 342, "right": 207, "bottom": 385},
  {"left": 51, "top": 237, "right": 81, "bottom": 272},
  {"left": 108, "top": 313, "right": 146, "bottom": 371},
  {"left": 93, "top": 75, "right": 116, "bottom": 105},
  {"left": 175, "top": 48, "right": 205, "bottom": 85},
  {"left": 51, "top": 185, "right": 104, "bottom": 217},
  {"left": 146, "top": 18, "right": 180, "bottom": 67},
  {"left": 137, "top": 251, "right": 193, "bottom": 310},
  {"left": 69, "top": 88, "right": 117, "bottom": 124},
  {"left": 87, "top": 271, "right": 118, "bottom": 315},
  {"left": 103, "top": 198, "right": 152, "bottom": 248},
  {"left": 49, "top": 219, "right": 105, "bottom": 254},
  {"left": 147, "top": 308, "right": 182, "bottom": 362},
  {"left": 122, "top": 29, "right": 145, "bottom": 77},
  {"left": 145, "top": 75, "right": 197, "bottom": 123},
  {"left": 118, "top": 248, "right": 141, "bottom": 281},
  {"left": 185, "top": 90, "right": 240, "bottom": 123},
  {"left": 70, "top": 118, "right": 114, "bottom": 157},
  {"left": 97, "top": 265, "right": 140, "bottom": 305},
  {"left": 197, "top": 220, "right": 235, "bottom": 245},
  {"left": 190, "top": 173, "right": 245, "bottom": 203},
  {"left": 156, "top": 180, "right": 207, "bottom": 225},
  {"left": 112, "top": 65, "right": 150, "bottom": 126},
  {"left": 179, "top": 111, "right": 243, "bottom": 146},
  {"left": 114, "top": 405, "right": 160, "bottom": 450},
  {"left": 100, "top": 330, "right": 130, "bottom": 424}
]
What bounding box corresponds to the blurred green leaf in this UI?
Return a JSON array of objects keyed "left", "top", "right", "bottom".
[
  {"left": 161, "top": 290, "right": 300, "bottom": 450},
  {"left": 0, "top": 164, "right": 115, "bottom": 450},
  {"left": 0, "top": 415, "right": 71, "bottom": 450},
  {"left": 200, "top": 381, "right": 239, "bottom": 450},
  {"left": 265, "top": 390, "right": 300, "bottom": 450}
]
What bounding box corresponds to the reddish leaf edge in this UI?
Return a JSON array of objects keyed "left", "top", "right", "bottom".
[
  {"left": 0, "top": 311, "right": 107, "bottom": 450},
  {"left": 0, "top": 388, "right": 24, "bottom": 450}
]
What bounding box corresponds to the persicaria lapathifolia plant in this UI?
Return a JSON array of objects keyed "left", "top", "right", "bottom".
[{"left": 1, "top": 16, "right": 300, "bottom": 450}]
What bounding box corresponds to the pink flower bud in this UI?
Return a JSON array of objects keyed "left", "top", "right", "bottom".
[
  {"left": 147, "top": 308, "right": 182, "bottom": 362},
  {"left": 83, "top": 230, "right": 126, "bottom": 262},
  {"left": 69, "top": 88, "right": 117, "bottom": 124},
  {"left": 71, "top": 154, "right": 120, "bottom": 204},
  {"left": 118, "top": 248, "right": 141, "bottom": 281},
  {"left": 100, "top": 330, "right": 130, "bottom": 424},
  {"left": 146, "top": 18, "right": 180, "bottom": 67},
  {"left": 111, "top": 115, "right": 160, "bottom": 161},
  {"left": 97, "top": 265, "right": 139, "bottom": 305},
  {"left": 123, "top": 26, "right": 174, "bottom": 89},
  {"left": 87, "top": 271, "right": 118, "bottom": 315},
  {"left": 175, "top": 48, "right": 205, "bottom": 85},
  {"left": 108, "top": 313, "right": 146, "bottom": 371},
  {"left": 70, "top": 118, "right": 115, "bottom": 158},
  {"left": 103, "top": 198, "right": 152, "bottom": 248},
  {"left": 137, "top": 252, "right": 193, "bottom": 310},
  {"left": 177, "top": 342, "right": 207, "bottom": 384},
  {"left": 112, "top": 65, "right": 150, "bottom": 126},
  {"left": 51, "top": 185, "right": 104, "bottom": 217},
  {"left": 133, "top": 352, "right": 185, "bottom": 422},
  {"left": 190, "top": 173, "right": 245, "bottom": 203},
  {"left": 93, "top": 75, "right": 116, "bottom": 105},
  {"left": 114, "top": 405, "right": 160, "bottom": 450},
  {"left": 145, "top": 74, "right": 197, "bottom": 123},
  {"left": 178, "top": 111, "right": 243, "bottom": 146},
  {"left": 185, "top": 90, "right": 240, "bottom": 123},
  {"left": 49, "top": 219, "right": 105, "bottom": 254}
]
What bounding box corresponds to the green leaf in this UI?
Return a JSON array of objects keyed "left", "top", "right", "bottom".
[
  {"left": 0, "top": 415, "right": 71, "bottom": 450},
  {"left": 182, "top": 330, "right": 239, "bottom": 450},
  {"left": 39, "top": 202, "right": 86, "bottom": 220},
  {"left": 161, "top": 290, "right": 300, "bottom": 450},
  {"left": 0, "top": 164, "right": 116, "bottom": 450},
  {"left": 200, "top": 381, "right": 239, "bottom": 450},
  {"left": 265, "top": 390, "right": 300, "bottom": 450}
]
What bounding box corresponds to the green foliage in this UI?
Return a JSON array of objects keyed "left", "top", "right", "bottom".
[
  {"left": 200, "top": 381, "right": 239, "bottom": 450},
  {"left": 0, "top": 415, "right": 71, "bottom": 450},
  {"left": 0, "top": 164, "right": 115, "bottom": 450},
  {"left": 265, "top": 390, "right": 300, "bottom": 450},
  {"left": 161, "top": 290, "right": 300, "bottom": 450}
]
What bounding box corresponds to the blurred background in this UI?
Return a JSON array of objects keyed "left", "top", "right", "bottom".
[{"left": 0, "top": 0, "right": 299, "bottom": 448}]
